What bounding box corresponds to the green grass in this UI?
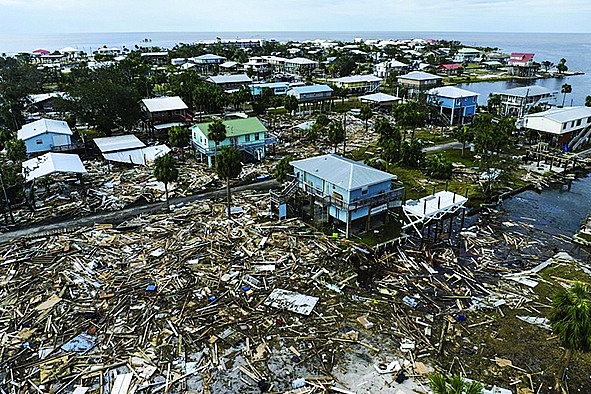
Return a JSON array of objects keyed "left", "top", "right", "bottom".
[
  {"left": 436, "top": 259, "right": 591, "bottom": 392},
  {"left": 413, "top": 129, "right": 456, "bottom": 146},
  {"left": 358, "top": 217, "right": 403, "bottom": 246},
  {"left": 332, "top": 101, "right": 359, "bottom": 113},
  {"left": 388, "top": 165, "right": 428, "bottom": 200},
  {"left": 434, "top": 149, "right": 478, "bottom": 167},
  {"left": 267, "top": 107, "right": 287, "bottom": 115}
]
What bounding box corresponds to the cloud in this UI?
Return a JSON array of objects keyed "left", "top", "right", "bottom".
[{"left": 0, "top": 0, "right": 590, "bottom": 34}]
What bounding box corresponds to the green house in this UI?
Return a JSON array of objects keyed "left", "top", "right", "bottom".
[{"left": 191, "top": 117, "right": 267, "bottom": 167}]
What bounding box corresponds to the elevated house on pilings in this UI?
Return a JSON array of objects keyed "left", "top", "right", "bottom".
[
  {"left": 140, "top": 96, "right": 191, "bottom": 138},
  {"left": 402, "top": 190, "right": 468, "bottom": 242},
  {"left": 426, "top": 86, "right": 478, "bottom": 126},
  {"left": 507, "top": 53, "right": 539, "bottom": 78},
  {"left": 282, "top": 154, "right": 404, "bottom": 238},
  {"left": 286, "top": 85, "right": 333, "bottom": 114},
  {"left": 523, "top": 106, "right": 591, "bottom": 152},
  {"left": 494, "top": 86, "right": 557, "bottom": 118},
  {"left": 191, "top": 117, "right": 268, "bottom": 168}
]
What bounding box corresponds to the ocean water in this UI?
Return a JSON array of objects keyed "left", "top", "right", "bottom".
[
  {"left": 1, "top": 31, "right": 589, "bottom": 105},
  {"left": 1, "top": 31, "right": 589, "bottom": 238}
]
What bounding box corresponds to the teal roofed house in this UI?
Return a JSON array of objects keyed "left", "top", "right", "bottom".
[
  {"left": 250, "top": 82, "right": 290, "bottom": 96},
  {"left": 290, "top": 154, "right": 404, "bottom": 237},
  {"left": 191, "top": 117, "right": 267, "bottom": 167}
]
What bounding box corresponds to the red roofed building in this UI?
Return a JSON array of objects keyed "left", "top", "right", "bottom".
[
  {"left": 436, "top": 63, "right": 463, "bottom": 75},
  {"left": 508, "top": 53, "right": 539, "bottom": 77},
  {"left": 508, "top": 53, "right": 535, "bottom": 66}
]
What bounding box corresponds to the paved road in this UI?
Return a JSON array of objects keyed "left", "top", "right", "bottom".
[
  {"left": 0, "top": 179, "right": 280, "bottom": 244},
  {"left": 422, "top": 141, "right": 466, "bottom": 153}
]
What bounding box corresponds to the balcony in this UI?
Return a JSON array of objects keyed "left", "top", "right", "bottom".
[{"left": 299, "top": 182, "right": 404, "bottom": 211}]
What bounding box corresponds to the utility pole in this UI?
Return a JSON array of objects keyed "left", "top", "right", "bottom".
[
  {"left": 342, "top": 112, "right": 347, "bottom": 155},
  {"left": 0, "top": 168, "right": 14, "bottom": 225}
]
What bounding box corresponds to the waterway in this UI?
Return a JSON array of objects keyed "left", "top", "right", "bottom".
[
  {"left": 501, "top": 173, "right": 591, "bottom": 238},
  {"left": 466, "top": 172, "right": 591, "bottom": 265},
  {"left": 457, "top": 76, "right": 585, "bottom": 108}
]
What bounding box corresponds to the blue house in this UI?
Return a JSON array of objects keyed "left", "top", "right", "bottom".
[
  {"left": 291, "top": 154, "right": 404, "bottom": 237},
  {"left": 191, "top": 117, "right": 267, "bottom": 167},
  {"left": 250, "top": 82, "right": 290, "bottom": 96},
  {"left": 17, "top": 118, "right": 73, "bottom": 155},
  {"left": 427, "top": 86, "right": 478, "bottom": 126}
]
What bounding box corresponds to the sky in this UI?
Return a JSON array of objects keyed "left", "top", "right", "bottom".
[{"left": 1, "top": 0, "right": 590, "bottom": 34}]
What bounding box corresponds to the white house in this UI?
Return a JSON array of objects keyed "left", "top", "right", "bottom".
[
  {"left": 523, "top": 106, "right": 591, "bottom": 151},
  {"left": 494, "top": 86, "right": 558, "bottom": 117}
]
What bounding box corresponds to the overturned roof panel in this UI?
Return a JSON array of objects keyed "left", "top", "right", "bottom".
[
  {"left": 23, "top": 152, "right": 86, "bottom": 182},
  {"left": 94, "top": 135, "right": 146, "bottom": 153}
]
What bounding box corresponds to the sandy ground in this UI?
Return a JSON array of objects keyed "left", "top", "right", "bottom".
[{"left": 332, "top": 349, "right": 431, "bottom": 394}]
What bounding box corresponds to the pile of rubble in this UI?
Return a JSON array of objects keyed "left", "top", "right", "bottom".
[{"left": 3, "top": 183, "right": 584, "bottom": 393}]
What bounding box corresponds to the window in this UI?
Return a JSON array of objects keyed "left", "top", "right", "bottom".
[
  {"left": 255, "top": 133, "right": 260, "bottom": 141},
  {"left": 361, "top": 186, "right": 368, "bottom": 195},
  {"left": 245, "top": 134, "right": 251, "bottom": 142},
  {"left": 36, "top": 139, "right": 43, "bottom": 145},
  {"left": 563, "top": 123, "right": 567, "bottom": 130},
  {"left": 577, "top": 119, "right": 582, "bottom": 126},
  {"left": 587, "top": 117, "right": 591, "bottom": 123},
  {"left": 571, "top": 121, "right": 575, "bottom": 127}
]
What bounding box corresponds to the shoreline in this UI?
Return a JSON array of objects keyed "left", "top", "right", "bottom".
[{"left": 445, "top": 70, "right": 585, "bottom": 86}]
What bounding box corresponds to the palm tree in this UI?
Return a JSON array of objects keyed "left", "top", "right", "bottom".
[
  {"left": 487, "top": 94, "right": 502, "bottom": 116},
  {"left": 453, "top": 125, "right": 475, "bottom": 157},
  {"left": 168, "top": 126, "right": 190, "bottom": 158},
  {"left": 429, "top": 372, "right": 483, "bottom": 394},
  {"left": 542, "top": 60, "right": 554, "bottom": 72},
  {"left": 561, "top": 83, "right": 572, "bottom": 107},
  {"left": 273, "top": 156, "right": 293, "bottom": 184},
  {"left": 207, "top": 119, "right": 227, "bottom": 166},
  {"left": 216, "top": 146, "right": 243, "bottom": 218},
  {"left": 557, "top": 58, "right": 568, "bottom": 74},
  {"left": 153, "top": 153, "right": 179, "bottom": 212},
  {"left": 359, "top": 105, "right": 373, "bottom": 133},
  {"left": 284, "top": 95, "right": 299, "bottom": 116},
  {"left": 549, "top": 283, "right": 591, "bottom": 384},
  {"left": 328, "top": 122, "right": 345, "bottom": 154}
]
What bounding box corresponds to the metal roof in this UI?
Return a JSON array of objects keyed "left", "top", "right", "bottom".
[
  {"left": 103, "top": 145, "right": 171, "bottom": 165},
  {"left": 141, "top": 96, "right": 188, "bottom": 113},
  {"left": 250, "top": 82, "right": 290, "bottom": 89},
  {"left": 525, "top": 106, "right": 591, "bottom": 123},
  {"left": 194, "top": 53, "right": 226, "bottom": 61},
  {"left": 359, "top": 92, "right": 401, "bottom": 102},
  {"left": 207, "top": 74, "right": 252, "bottom": 84},
  {"left": 428, "top": 86, "right": 479, "bottom": 99},
  {"left": 291, "top": 154, "right": 396, "bottom": 191},
  {"left": 17, "top": 118, "right": 72, "bottom": 141},
  {"left": 220, "top": 61, "right": 239, "bottom": 68},
  {"left": 285, "top": 57, "right": 317, "bottom": 65},
  {"left": 398, "top": 71, "right": 442, "bottom": 81},
  {"left": 192, "top": 117, "right": 267, "bottom": 138},
  {"left": 93, "top": 135, "right": 146, "bottom": 153},
  {"left": 27, "top": 92, "right": 67, "bottom": 104},
  {"left": 22, "top": 153, "right": 86, "bottom": 182},
  {"left": 289, "top": 85, "right": 333, "bottom": 94},
  {"left": 495, "top": 86, "right": 557, "bottom": 98},
  {"left": 332, "top": 75, "right": 382, "bottom": 83}
]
